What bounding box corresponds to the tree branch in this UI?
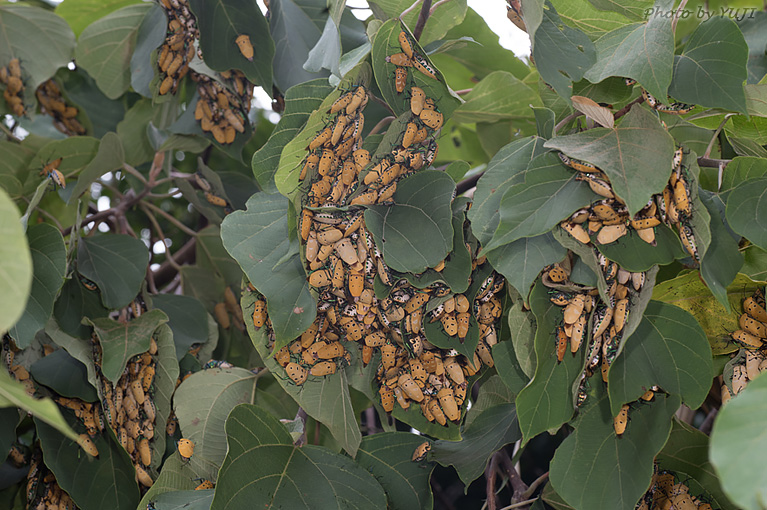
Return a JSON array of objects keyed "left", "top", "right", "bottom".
[
  {"left": 486, "top": 452, "right": 499, "bottom": 510},
  {"left": 697, "top": 157, "right": 731, "bottom": 169},
  {"left": 413, "top": 0, "right": 433, "bottom": 40},
  {"left": 613, "top": 94, "right": 645, "bottom": 122}
]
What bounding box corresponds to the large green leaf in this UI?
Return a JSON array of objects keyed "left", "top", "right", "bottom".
[
  {"left": 174, "top": 368, "right": 258, "bottom": 478},
  {"left": 36, "top": 413, "right": 138, "bottom": 510},
  {"left": 269, "top": 0, "right": 328, "bottom": 91},
  {"left": 137, "top": 452, "right": 201, "bottom": 509},
  {"left": 0, "top": 140, "right": 35, "bottom": 198},
  {"left": 710, "top": 370, "right": 767, "bottom": 510},
  {"left": 243, "top": 293, "right": 362, "bottom": 455},
  {"left": 742, "top": 245, "right": 767, "bottom": 282},
  {"left": 211, "top": 404, "right": 386, "bottom": 510},
  {"left": 441, "top": 8, "right": 530, "bottom": 80},
  {"left": 29, "top": 348, "right": 98, "bottom": 402},
  {"left": 549, "top": 381, "right": 681, "bottom": 510},
  {"left": 486, "top": 232, "right": 566, "bottom": 299},
  {"left": 515, "top": 281, "right": 584, "bottom": 443},
  {"left": 652, "top": 272, "right": 758, "bottom": 355},
  {"left": 56, "top": 0, "right": 142, "bottom": 37},
  {"left": 725, "top": 177, "right": 767, "bottom": 250},
  {"left": 657, "top": 420, "right": 737, "bottom": 510},
  {"left": 68, "top": 132, "right": 125, "bottom": 204},
  {"left": 46, "top": 317, "right": 102, "bottom": 393},
  {"left": 431, "top": 403, "right": 521, "bottom": 488},
  {"left": 77, "top": 234, "right": 150, "bottom": 309},
  {"left": 699, "top": 190, "right": 744, "bottom": 308},
  {"left": 0, "top": 4, "right": 75, "bottom": 89},
  {"left": 53, "top": 277, "right": 109, "bottom": 340},
  {"left": 145, "top": 323, "right": 178, "bottom": 475},
  {"left": 583, "top": 0, "right": 674, "bottom": 101},
  {"left": 365, "top": 171, "right": 455, "bottom": 274},
  {"left": 220, "top": 193, "right": 315, "bottom": 347},
  {"left": 151, "top": 294, "right": 209, "bottom": 360},
  {"left": 252, "top": 79, "right": 333, "bottom": 193},
  {"left": 87, "top": 309, "right": 168, "bottom": 383},
  {"left": 452, "top": 71, "right": 541, "bottom": 123},
  {"left": 608, "top": 301, "right": 712, "bottom": 414},
  {"left": 356, "top": 432, "right": 435, "bottom": 510},
  {"left": 0, "top": 369, "right": 77, "bottom": 442},
  {"left": 74, "top": 4, "right": 151, "bottom": 100},
  {"left": 8, "top": 224, "right": 65, "bottom": 348},
  {"left": 544, "top": 106, "right": 676, "bottom": 215},
  {"left": 60, "top": 67, "right": 126, "bottom": 139},
  {"left": 468, "top": 136, "right": 548, "bottom": 246},
  {"left": 740, "top": 11, "right": 767, "bottom": 84},
  {"left": 483, "top": 152, "right": 600, "bottom": 252},
  {"left": 530, "top": 1, "right": 596, "bottom": 99},
  {"left": 0, "top": 187, "right": 32, "bottom": 334},
  {"left": 188, "top": 0, "right": 273, "bottom": 89},
  {"left": 129, "top": 3, "right": 166, "bottom": 98},
  {"left": 594, "top": 224, "right": 685, "bottom": 272},
  {"left": 554, "top": 0, "right": 647, "bottom": 36},
  {"left": 668, "top": 16, "right": 748, "bottom": 114}
]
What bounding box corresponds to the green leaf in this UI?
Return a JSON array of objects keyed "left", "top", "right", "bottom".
[
  {"left": 129, "top": 3, "right": 167, "bottom": 98},
  {"left": 594, "top": 224, "right": 685, "bottom": 272},
  {"left": 492, "top": 343, "right": 530, "bottom": 396},
  {"left": 0, "top": 4, "right": 76, "bottom": 89},
  {"left": 0, "top": 140, "right": 35, "bottom": 199},
  {"left": 740, "top": 12, "right": 767, "bottom": 84},
  {"left": 356, "top": 432, "right": 435, "bottom": 510},
  {"left": 46, "top": 317, "right": 103, "bottom": 393},
  {"left": 211, "top": 404, "right": 386, "bottom": 509},
  {"left": 53, "top": 277, "right": 109, "bottom": 340},
  {"left": 552, "top": 0, "right": 638, "bottom": 38},
  {"left": 151, "top": 491, "right": 214, "bottom": 510},
  {"left": 432, "top": 403, "right": 521, "bottom": 488},
  {"left": 174, "top": 368, "right": 258, "bottom": 477},
  {"left": 742, "top": 245, "right": 767, "bottom": 282},
  {"left": 68, "top": 132, "right": 125, "bottom": 204},
  {"left": 544, "top": 106, "right": 676, "bottom": 215},
  {"left": 77, "top": 234, "right": 150, "bottom": 309},
  {"left": 8, "top": 224, "right": 65, "bottom": 348},
  {"left": 145, "top": 324, "right": 178, "bottom": 475},
  {"left": 483, "top": 152, "right": 600, "bottom": 252},
  {"left": 188, "top": 0, "right": 274, "bottom": 89},
  {"left": 151, "top": 294, "right": 209, "bottom": 360},
  {"left": 0, "top": 187, "right": 32, "bottom": 334},
  {"left": 583, "top": 0, "right": 674, "bottom": 101},
  {"left": 668, "top": 16, "right": 748, "bottom": 114},
  {"left": 720, "top": 157, "right": 767, "bottom": 195},
  {"left": 549, "top": 381, "right": 681, "bottom": 510},
  {"left": 365, "top": 171, "right": 455, "bottom": 274},
  {"left": 36, "top": 412, "right": 139, "bottom": 510},
  {"left": 87, "top": 309, "right": 168, "bottom": 384},
  {"left": 243, "top": 295, "right": 362, "bottom": 455},
  {"left": 530, "top": 1, "right": 596, "bottom": 99},
  {"left": 442, "top": 8, "right": 531, "bottom": 81},
  {"left": 533, "top": 106, "right": 556, "bottom": 138},
  {"left": 137, "top": 453, "right": 201, "bottom": 509},
  {"left": 252, "top": 79, "right": 333, "bottom": 193},
  {"left": 468, "top": 136, "right": 548, "bottom": 246},
  {"left": 305, "top": 16, "right": 342, "bottom": 76},
  {"left": 515, "top": 281, "right": 584, "bottom": 443},
  {"left": 220, "top": 193, "right": 315, "bottom": 347},
  {"left": 711, "top": 369, "right": 767, "bottom": 510},
  {"left": 486, "top": 232, "right": 566, "bottom": 299},
  {"left": 656, "top": 420, "right": 737, "bottom": 510},
  {"left": 583, "top": 0, "right": 652, "bottom": 22},
  {"left": 60, "top": 67, "right": 126, "bottom": 139},
  {"left": 269, "top": 0, "right": 328, "bottom": 91},
  {"left": 507, "top": 300, "right": 537, "bottom": 377},
  {"left": 74, "top": 4, "right": 151, "bottom": 100},
  {"left": 452, "top": 71, "right": 541, "bottom": 123},
  {"left": 725, "top": 177, "right": 767, "bottom": 250},
  {"left": 608, "top": 301, "right": 712, "bottom": 413},
  {"left": 699, "top": 191, "right": 744, "bottom": 308},
  {"left": 0, "top": 369, "right": 78, "bottom": 442},
  {"left": 55, "top": 0, "right": 142, "bottom": 37},
  {"left": 30, "top": 348, "right": 98, "bottom": 402}
]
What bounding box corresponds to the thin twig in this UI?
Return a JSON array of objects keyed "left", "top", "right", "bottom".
[
  {"left": 152, "top": 237, "right": 196, "bottom": 289},
  {"left": 0, "top": 122, "right": 20, "bottom": 142},
  {"left": 703, "top": 113, "right": 734, "bottom": 159},
  {"left": 671, "top": 0, "right": 689, "bottom": 33},
  {"left": 486, "top": 452, "right": 499, "bottom": 510},
  {"left": 122, "top": 163, "right": 148, "bottom": 186},
  {"left": 553, "top": 111, "right": 583, "bottom": 136},
  {"left": 613, "top": 95, "right": 646, "bottom": 122},
  {"left": 454, "top": 88, "right": 473, "bottom": 95},
  {"left": 521, "top": 472, "right": 549, "bottom": 499},
  {"left": 456, "top": 170, "right": 483, "bottom": 195},
  {"left": 413, "top": 0, "right": 433, "bottom": 40},
  {"left": 140, "top": 204, "right": 181, "bottom": 271},
  {"left": 369, "top": 116, "right": 395, "bottom": 136},
  {"left": 498, "top": 498, "right": 539, "bottom": 510},
  {"left": 698, "top": 157, "right": 731, "bottom": 169},
  {"left": 142, "top": 200, "right": 198, "bottom": 237}
]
